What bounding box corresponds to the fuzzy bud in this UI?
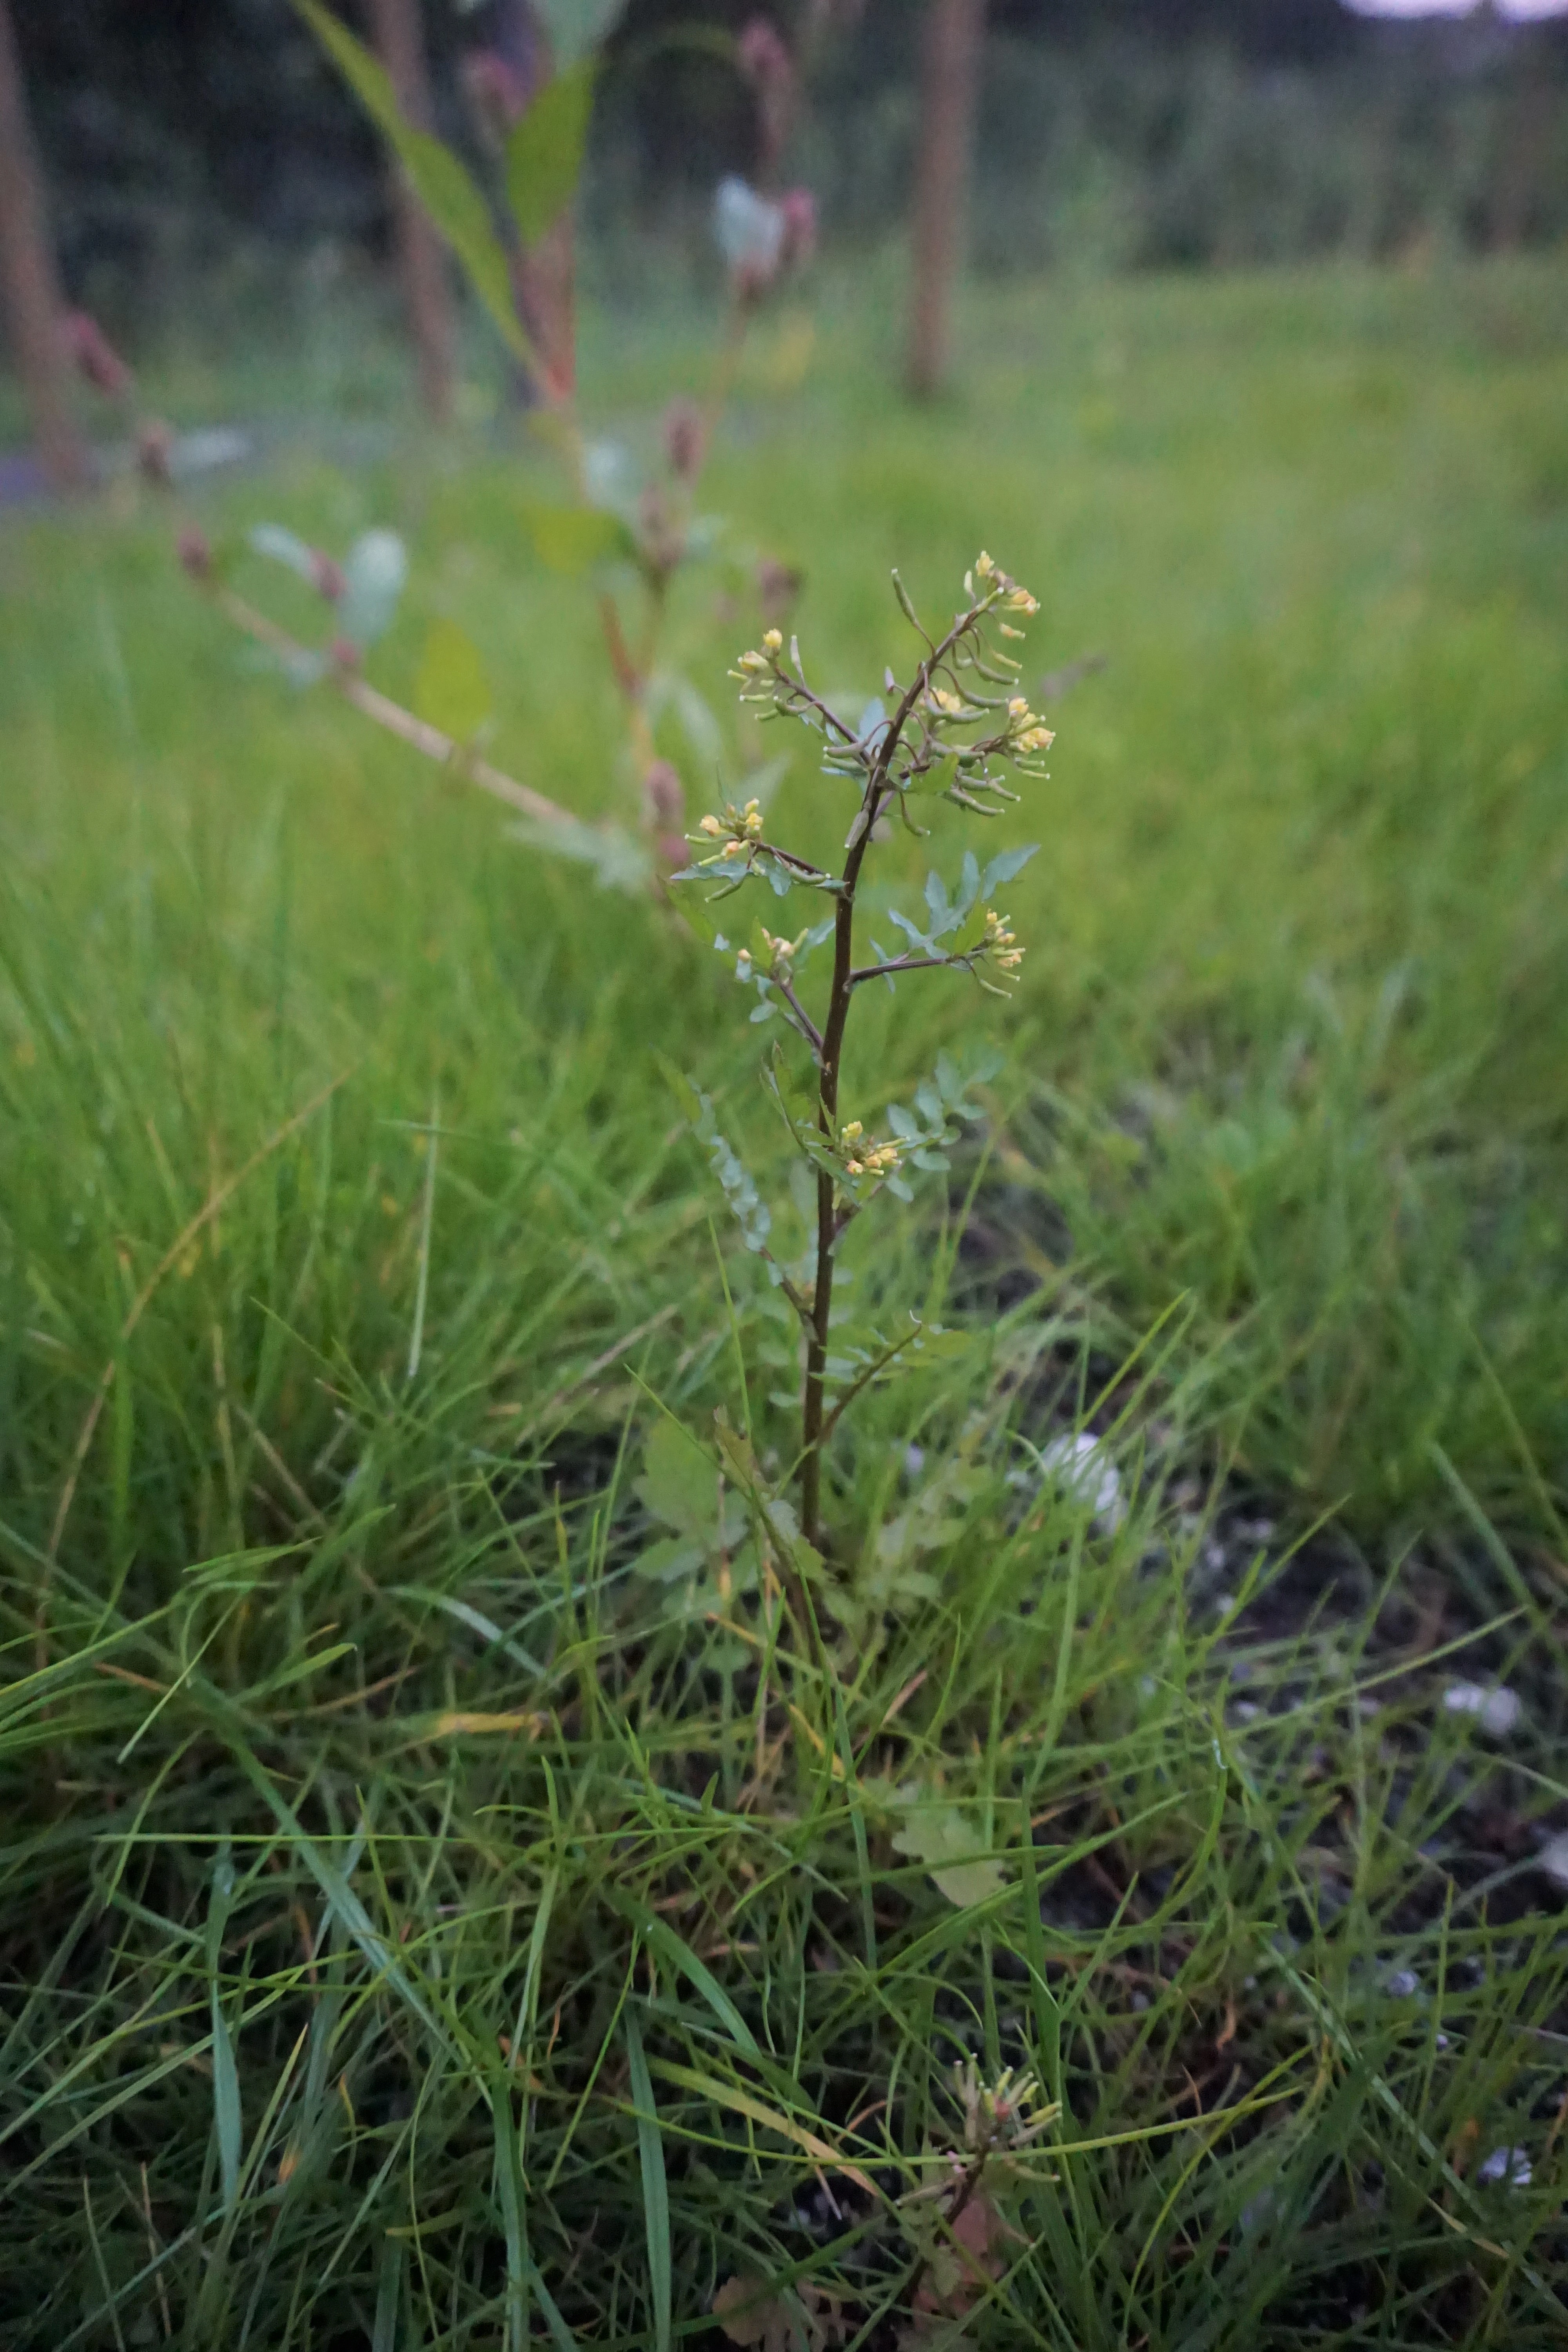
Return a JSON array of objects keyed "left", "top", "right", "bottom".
[
  {"left": 662, "top": 396, "right": 706, "bottom": 485},
  {"left": 642, "top": 759, "right": 685, "bottom": 828},
  {"left": 136, "top": 419, "right": 174, "bottom": 490},
  {"left": 177, "top": 526, "right": 212, "bottom": 582}
]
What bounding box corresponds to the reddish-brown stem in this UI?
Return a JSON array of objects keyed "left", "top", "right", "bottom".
[{"left": 797, "top": 601, "right": 986, "bottom": 1551}]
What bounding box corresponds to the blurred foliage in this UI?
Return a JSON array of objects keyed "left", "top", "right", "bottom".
[{"left": 9, "top": 0, "right": 1568, "bottom": 355}]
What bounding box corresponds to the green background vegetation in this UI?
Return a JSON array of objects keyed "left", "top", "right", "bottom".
[{"left": 2, "top": 256, "right": 1567, "bottom": 2345}]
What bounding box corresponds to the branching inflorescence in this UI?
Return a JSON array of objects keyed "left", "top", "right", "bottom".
[{"left": 671, "top": 551, "right": 1053, "bottom": 1555}]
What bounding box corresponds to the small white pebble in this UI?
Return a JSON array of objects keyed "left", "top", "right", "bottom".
[
  {"left": 1435, "top": 2033, "right": 1450, "bottom": 2050},
  {"left": 1478, "top": 2146, "right": 1532, "bottom": 2189},
  {"left": 1443, "top": 1683, "right": 1522, "bottom": 1737},
  {"left": 1384, "top": 1969, "right": 1419, "bottom": 1998},
  {"left": 1232, "top": 1700, "right": 1261, "bottom": 1723},
  {"left": 903, "top": 1442, "right": 925, "bottom": 1477},
  {"left": 1131, "top": 1991, "right": 1150, "bottom": 2012},
  {"left": 1211, "top": 1591, "right": 1237, "bottom": 1617}
]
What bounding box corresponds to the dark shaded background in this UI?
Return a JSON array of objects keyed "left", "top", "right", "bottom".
[{"left": 11, "top": 0, "right": 1568, "bottom": 335}]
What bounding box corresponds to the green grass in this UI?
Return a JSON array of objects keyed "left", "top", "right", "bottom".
[{"left": 2, "top": 256, "right": 1568, "bottom": 2348}]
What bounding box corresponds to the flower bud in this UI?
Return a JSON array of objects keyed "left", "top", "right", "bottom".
[
  {"left": 177, "top": 526, "right": 212, "bottom": 582},
  {"left": 136, "top": 419, "right": 174, "bottom": 490},
  {"left": 642, "top": 760, "right": 684, "bottom": 828},
  {"left": 662, "top": 397, "right": 705, "bottom": 484}
]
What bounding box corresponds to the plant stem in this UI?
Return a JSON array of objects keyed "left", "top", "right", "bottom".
[
  {"left": 796, "top": 598, "right": 985, "bottom": 1550},
  {"left": 799, "top": 789, "right": 883, "bottom": 1549}
]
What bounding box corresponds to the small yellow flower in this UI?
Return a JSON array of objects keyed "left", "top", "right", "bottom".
[
  {"left": 1007, "top": 588, "right": 1040, "bottom": 615},
  {"left": 762, "top": 628, "right": 783, "bottom": 653},
  {"left": 846, "top": 1158, "right": 864, "bottom": 1177},
  {"left": 744, "top": 800, "right": 765, "bottom": 835},
  {"left": 722, "top": 838, "right": 745, "bottom": 859},
  {"left": 928, "top": 686, "right": 964, "bottom": 717},
  {"left": 841, "top": 1120, "right": 863, "bottom": 1142},
  {"left": 699, "top": 813, "right": 723, "bottom": 837},
  {"left": 736, "top": 649, "right": 769, "bottom": 674},
  {"left": 975, "top": 550, "right": 996, "bottom": 579},
  {"left": 1008, "top": 697, "right": 1030, "bottom": 719}
]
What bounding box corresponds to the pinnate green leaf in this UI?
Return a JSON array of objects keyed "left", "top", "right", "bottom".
[
  {"left": 637, "top": 1419, "right": 718, "bottom": 1539},
  {"left": 892, "top": 1804, "right": 1006, "bottom": 1910},
  {"left": 522, "top": 501, "right": 638, "bottom": 576}
]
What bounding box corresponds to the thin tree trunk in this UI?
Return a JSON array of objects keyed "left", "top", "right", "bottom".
[
  {"left": 1490, "top": 38, "right": 1555, "bottom": 254},
  {"left": 0, "top": 0, "right": 86, "bottom": 490},
  {"left": 907, "top": 0, "right": 985, "bottom": 401},
  {"left": 367, "top": 0, "right": 456, "bottom": 424}
]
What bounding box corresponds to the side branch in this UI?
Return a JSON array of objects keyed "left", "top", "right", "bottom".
[
  {"left": 847, "top": 952, "right": 960, "bottom": 989},
  {"left": 212, "top": 586, "right": 574, "bottom": 831}
]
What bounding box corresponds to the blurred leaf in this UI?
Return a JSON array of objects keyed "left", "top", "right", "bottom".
[
  {"left": 509, "top": 816, "right": 652, "bottom": 893},
  {"left": 952, "top": 902, "right": 988, "bottom": 955},
  {"left": 292, "top": 0, "right": 533, "bottom": 367},
  {"left": 906, "top": 749, "right": 959, "bottom": 798},
  {"left": 978, "top": 842, "right": 1040, "bottom": 898},
  {"left": 338, "top": 530, "right": 408, "bottom": 651},
  {"left": 506, "top": 60, "right": 597, "bottom": 245},
  {"left": 522, "top": 501, "right": 637, "bottom": 576},
  {"left": 414, "top": 619, "right": 492, "bottom": 742},
  {"left": 655, "top": 1055, "right": 705, "bottom": 1126},
  {"left": 648, "top": 671, "right": 723, "bottom": 771},
  {"left": 630, "top": 1534, "right": 705, "bottom": 1583},
  {"left": 892, "top": 1805, "right": 1006, "bottom": 1910},
  {"left": 637, "top": 1419, "right": 717, "bottom": 1539},
  {"left": 249, "top": 522, "right": 319, "bottom": 584},
  {"left": 534, "top": 0, "right": 631, "bottom": 67}
]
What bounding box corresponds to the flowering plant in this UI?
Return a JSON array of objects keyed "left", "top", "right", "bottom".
[
  {"left": 669, "top": 550, "right": 1053, "bottom": 1562},
  {"left": 177, "top": 3, "right": 824, "bottom": 893}
]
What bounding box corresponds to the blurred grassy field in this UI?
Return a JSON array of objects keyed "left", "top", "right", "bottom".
[
  {"left": 6, "top": 256, "right": 1568, "bottom": 1530},
  {"left": 2, "top": 258, "right": 1568, "bottom": 2348}
]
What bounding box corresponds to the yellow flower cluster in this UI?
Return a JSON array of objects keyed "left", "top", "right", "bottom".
[
  {"left": 984, "top": 908, "right": 1025, "bottom": 971},
  {"left": 696, "top": 797, "right": 765, "bottom": 858},
  {"left": 963, "top": 548, "right": 1040, "bottom": 618},
  {"left": 730, "top": 628, "right": 784, "bottom": 682},
  {"left": 927, "top": 686, "right": 967, "bottom": 719},
  {"left": 839, "top": 1120, "right": 900, "bottom": 1179}
]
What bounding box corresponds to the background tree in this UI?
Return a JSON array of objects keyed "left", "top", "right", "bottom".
[
  {"left": 907, "top": 0, "right": 985, "bottom": 399},
  {"left": 367, "top": 0, "right": 457, "bottom": 423},
  {"left": 0, "top": 0, "right": 85, "bottom": 489}
]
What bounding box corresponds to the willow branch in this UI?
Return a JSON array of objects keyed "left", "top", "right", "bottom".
[{"left": 211, "top": 586, "right": 575, "bottom": 830}]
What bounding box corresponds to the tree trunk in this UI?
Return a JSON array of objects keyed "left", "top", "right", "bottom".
[
  {"left": 0, "top": 0, "right": 87, "bottom": 490},
  {"left": 907, "top": 0, "right": 985, "bottom": 401},
  {"left": 366, "top": 0, "right": 456, "bottom": 425}
]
